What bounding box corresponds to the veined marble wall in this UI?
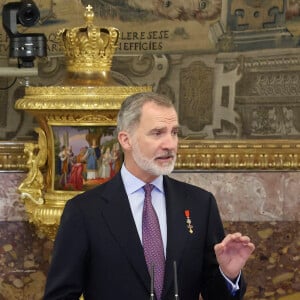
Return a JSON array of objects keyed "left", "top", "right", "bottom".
[{"left": 0, "top": 172, "right": 299, "bottom": 300}]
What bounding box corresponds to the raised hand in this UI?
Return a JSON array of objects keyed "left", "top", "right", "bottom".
[{"left": 214, "top": 232, "right": 255, "bottom": 280}]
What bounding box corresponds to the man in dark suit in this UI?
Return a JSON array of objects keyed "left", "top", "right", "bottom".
[{"left": 44, "top": 92, "right": 255, "bottom": 300}]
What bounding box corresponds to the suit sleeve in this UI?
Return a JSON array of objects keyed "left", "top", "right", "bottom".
[
  {"left": 43, "top": 198, "right": 89, "bottom": 300},
  {"left": 200, "top": 193, "right": 246, "bottom": 300}
]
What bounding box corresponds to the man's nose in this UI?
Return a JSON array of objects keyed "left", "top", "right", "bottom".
[{"left": 162, "top": 133, "right": 178, "bottom": 149}]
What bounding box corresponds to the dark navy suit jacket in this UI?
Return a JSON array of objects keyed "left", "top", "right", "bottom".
[{"left": 44, "top": 173, "right": 246, "bottom": 299}]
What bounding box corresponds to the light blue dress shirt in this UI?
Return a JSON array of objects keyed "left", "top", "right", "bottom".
[{"left": 120, "top": 165, "right": 167, "bottom": 257}]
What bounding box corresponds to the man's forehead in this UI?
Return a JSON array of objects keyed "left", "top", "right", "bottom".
[{"left": 141, "top": 103, "right": 177, "bottom": 116}]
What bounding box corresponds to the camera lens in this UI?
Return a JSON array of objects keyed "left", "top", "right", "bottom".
[
  {"left": 23, "top": 8, "right": 35, "bottom": 21},
  {"left": 18, "top": 1, "right": 40, "bottom": 27}
]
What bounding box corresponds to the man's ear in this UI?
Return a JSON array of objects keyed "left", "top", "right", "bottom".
[{"left": 118, "top": 131, "right": 132, "bottom": 150}]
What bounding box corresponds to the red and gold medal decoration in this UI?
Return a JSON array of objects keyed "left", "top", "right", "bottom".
[{"left": 184, "top": 209, "right": 193, "bottom": 234}]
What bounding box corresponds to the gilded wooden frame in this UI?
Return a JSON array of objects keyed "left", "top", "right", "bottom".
[{"left": 1, "top": 138, "right": 299, "bottom": 172}]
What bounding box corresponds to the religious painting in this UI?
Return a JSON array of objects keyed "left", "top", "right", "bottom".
[{"left": 52, "top": 125, "right": 122, "bottom": 191}]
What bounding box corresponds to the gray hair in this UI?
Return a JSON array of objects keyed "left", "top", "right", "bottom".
[{"left": 117, "top": 92, "right": 175, "bottom": 134}]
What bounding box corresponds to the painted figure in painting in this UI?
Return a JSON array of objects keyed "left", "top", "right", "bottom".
[
  {"left": 58, "top": 145, "right": 69, "bottom": 186},
  {"left": 110, "top": 141, "right": 122, "bottom": 177},
  {"left": 98, "top": 146, "right": 112, "bottom": 179},
  {"left": 67, "top": 147, "right": 88, "bottom": 191},
  {"left": 83, "top": 139, "right": 100, "bottom": 180}
]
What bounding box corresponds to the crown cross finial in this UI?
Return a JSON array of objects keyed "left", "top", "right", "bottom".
[
  {"left": 86, "top": 4, "right": 93, "bottom": 12},
  {"left": 84, "top": 5, "right": 94, "bottom": 24}
]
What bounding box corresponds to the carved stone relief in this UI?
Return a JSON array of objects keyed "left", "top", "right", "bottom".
[
  {"left": 235, "top": 51, "right": 300, "bottom": 138},
  {"left": 179, "top": 61, "right": 213, "bottom": 132}
]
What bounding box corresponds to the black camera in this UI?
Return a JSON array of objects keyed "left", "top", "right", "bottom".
[{"left": 2, "top": 0, "right": 47, "bottom": 68}]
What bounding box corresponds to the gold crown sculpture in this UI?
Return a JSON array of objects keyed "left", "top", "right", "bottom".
[{"left": 58, "top": 5, "right": 119, "bottom": 74}]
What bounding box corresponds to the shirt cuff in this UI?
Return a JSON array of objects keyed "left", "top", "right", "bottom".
[{"left": 219, "top": 266, "right": 241, "bottom": 295}]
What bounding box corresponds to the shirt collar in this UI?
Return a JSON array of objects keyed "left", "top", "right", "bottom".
[{"left": 120, "top": 164, "right": 164, "bottom": 195}]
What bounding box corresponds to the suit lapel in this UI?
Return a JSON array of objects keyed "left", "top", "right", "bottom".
[
  {"left": 100, "top": 174, "right": 150, "bottom": 293},
  {"left": 163, "top": 176, "right": 189, "bottom": 297}
]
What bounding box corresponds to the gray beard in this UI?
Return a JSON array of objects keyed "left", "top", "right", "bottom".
[{"left": 131, "top": 143, "right": 176, "bottom": 177}]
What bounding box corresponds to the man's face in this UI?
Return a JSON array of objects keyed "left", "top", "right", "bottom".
[{"left": 124, "top": 101, "right": 179, "bottom": 182}]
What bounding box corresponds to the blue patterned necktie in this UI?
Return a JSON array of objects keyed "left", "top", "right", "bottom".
[{"left": 142, "top": 183, "right": 165, "bottom": 300}]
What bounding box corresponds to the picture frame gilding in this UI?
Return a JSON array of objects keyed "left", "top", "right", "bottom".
[{"left": 11, "top": 84, "right": 151, "bottom": 239}]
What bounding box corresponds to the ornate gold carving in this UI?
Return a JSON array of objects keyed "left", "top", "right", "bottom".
[
  {"left": 0, "top": 142, "right": 28, "bottom": 170},
  {"left": 177, "top": 139, "right": 300, "bottom": 170},
  {"left": 26, "top": 191, "right": 80, "bottom": 240},
  {"left": 46, "top": 114, "right": 116, "bottom": 125},
  {"left": 57, "top": 5, "right": 119, "bottom": 73},
  {"left": 18, "top": 128, "right": 47, "bottom": 206},
  {"left": 15, "top": 86, "right": 146, "bottom": 111},
  {"left": 2, "top": 139, "right": 300, "bottom": 172},
  {"left": 20, "top": 85, "right": 146, "bottom": 95}
]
